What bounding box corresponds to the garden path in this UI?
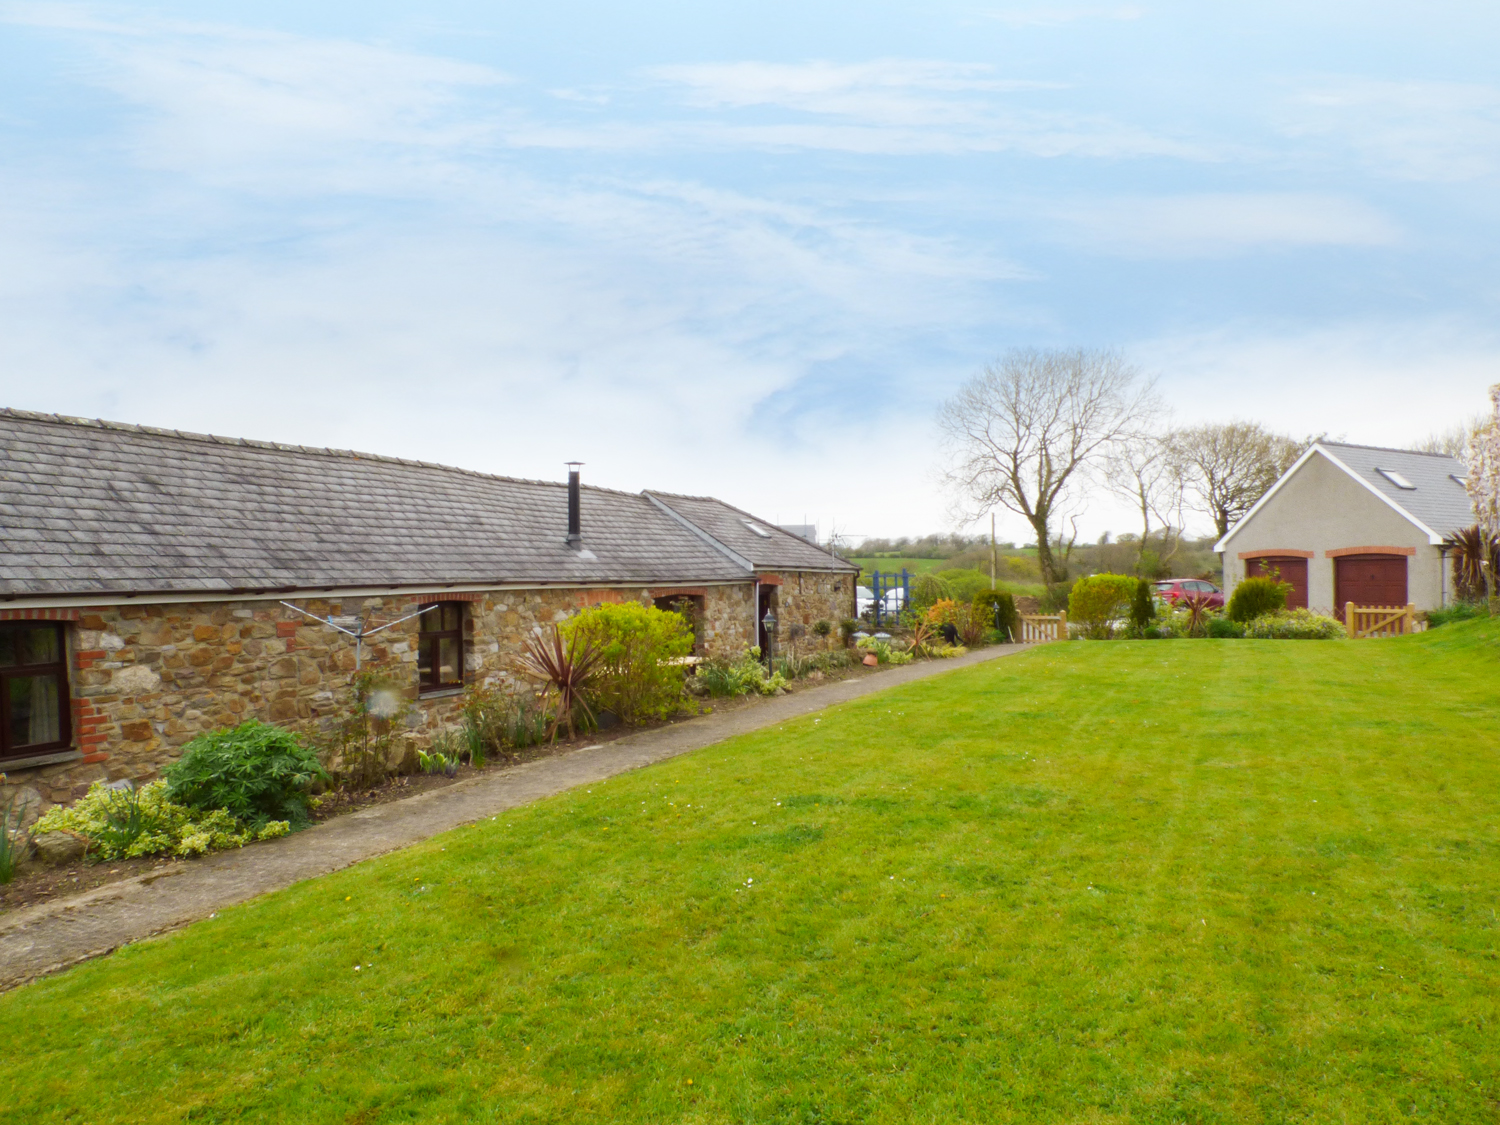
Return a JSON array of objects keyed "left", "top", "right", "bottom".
[{"left": 0, "top": 644, "right": 1027, "bottom": 991}]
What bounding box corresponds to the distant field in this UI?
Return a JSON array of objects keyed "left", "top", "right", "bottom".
[
  {"left": 9, "top": 621, "right": 1500, "bottom": 1121},
  {"left": 847, "top": 557, "right": 948, "bottom": 576}
]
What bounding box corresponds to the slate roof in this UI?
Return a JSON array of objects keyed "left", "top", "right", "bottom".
[
  {"left": 1315, "top": 443, "right": 1474, "bottom": 537},
  {"left": 645, "top": 492, "right": 857, "bottom": 573},
  {"left": 0, "top": 409, "right": 787, "bottom": 598}
]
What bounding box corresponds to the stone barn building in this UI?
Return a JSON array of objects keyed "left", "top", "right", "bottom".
[{"left": 0, "top": 409, "right": 856, "bottom": 816}]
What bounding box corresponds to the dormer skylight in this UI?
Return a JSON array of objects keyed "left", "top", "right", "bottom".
[
  {"left": 1376, "top": 468, "right": 1416, "bottom": 490},
  {"left": 742, "top": 520, "right": 773, "bottom": 538}
]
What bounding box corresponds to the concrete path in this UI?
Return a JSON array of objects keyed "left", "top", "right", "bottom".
[{"left": 0, "top": 644, "right": 1029, "bottom": 991}]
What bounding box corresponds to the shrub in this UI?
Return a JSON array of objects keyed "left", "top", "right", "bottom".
[
  {"left": 1226, "top": 576, "right": 1289, "bottom": 623},
  {"left": 1068, "top": 574, "right": 1138, "bottom": 639},
  {"left": 1427, "top": 601, "right": 1487, "bottom": 628},
  {"left": 1245, "top": 609, "right": 1344, "bottom": 640},
  {"left": 839, "top": 619, "right": 860, "bottom": 644},
  {"left": 560, "top": 603, "right": 694, "bottom": 724},
  {"left": 1206, "top": 616, "right": 1246, "bottom": 638},
  {"left": 696, "top": 648, "right": 786, "bottom": 697},
  {"left": 32, "top": 780, "right": 289, "bottom": 861},
  {"left": 812, "top": 619, "right": 833, "bottom": 638},
  {"left": 164, "top": 720, "right": 328, "bottom": 829},
  {"left": 461, "top": 685, "right": 554, "bottom": 760},
  {"left": 1129, "top": 579, "right": 1156, "bottom": 633},
  {"left": 974, "top": 589, "right": 1021, "bottom": 642}
]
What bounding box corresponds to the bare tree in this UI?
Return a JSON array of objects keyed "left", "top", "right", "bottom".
[
  {"left": 1104, "top": 433, "right": 1183, "bottom": 572},
  {"left": 1166, "top": 422, "right": 1309, "bottom": 539},
  {"left": 1413, "top": 416, "right": 1484, "bottom": 463},
  {"left": 938, "top": 348, "right": 1158, "bottom": 585}
]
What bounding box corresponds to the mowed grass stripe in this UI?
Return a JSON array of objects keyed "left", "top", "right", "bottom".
[{"left": 5, "top": 624, "right": 1499, "bottom": 1123}]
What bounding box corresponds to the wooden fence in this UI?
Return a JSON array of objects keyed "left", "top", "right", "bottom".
[
  {"left": 1345, "top": 603, "right": 1416, "bottom": 639},
  {"left": 1019, "top": 611, "right": 1067, "bottom": 643}
]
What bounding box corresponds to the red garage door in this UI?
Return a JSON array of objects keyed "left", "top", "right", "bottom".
[
  {"left": 1334, "top": 555, "right": 1407, "bottom": 617},
  {"left": 1246, "top": 557, "right": 1309, "bottom": 610}
]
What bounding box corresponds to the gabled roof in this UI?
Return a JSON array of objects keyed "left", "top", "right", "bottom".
[
  {"left": 1215, "top": 441, "right": 1473, "bottom": 552},
  {"left": 0, "top": 409, "right": 823, "bottom": 598},
  {"left": 644, "top": 492, "right": 857, "bottom": 573}
]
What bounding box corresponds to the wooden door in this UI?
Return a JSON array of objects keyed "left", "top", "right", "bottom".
[
  {"left": 1334, "top": 555, "right": 1407, "bottom": 616},
  {"left": 1246, "top": 557, "right": 1309, "bottom": 610}
]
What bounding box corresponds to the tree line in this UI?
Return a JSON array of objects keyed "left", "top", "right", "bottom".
[{"left": 937, "top": 348, "right": 1332, "bottom": 586}]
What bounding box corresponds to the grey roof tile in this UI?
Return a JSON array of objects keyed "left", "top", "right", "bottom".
[
  {"left": 1318, "top": 443, "right": 1475, "bottom": 537},
  {"left": 0, "top": 408, "right": 764, "bottom": 596}
]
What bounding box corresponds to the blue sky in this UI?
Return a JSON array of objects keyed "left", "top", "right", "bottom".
[{"left": 2, "top": 1, "right": 1497, "bottom": 541}]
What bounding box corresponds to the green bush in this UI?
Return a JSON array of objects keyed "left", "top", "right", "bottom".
[
  {"left": 974, "top": 589, "right": 1021, "bottom": 642},
  {"left": 694, "top": 648, "right": 786, "bottom": 697},
  {"left": 909, "top": 574, "right": 953, "bottom": 613},
  {"left": 1129, "top": 579, "right": 1156, "bottom": 633},
  {"left": 32, "top": 780, "right": 289, "bottom": 861},
  {"left": 812, "top": 619, "right": 833, "bottom": 638},
  {"left": 1067, "top": 574, "right": 1138, "bottom": 639},
  {"left": 164, "top": 720, "right": 328, "bottom": 829},
  {"left": 560, "top": 602, "right": 694, "bottom": 723},
  {"left": 1245, "top": 609, "right": 1344, "bottom": 640},
  {"left": 1427, "top": 601, "right": 1487, "bottom": 628},
  {"left": 1206, "top": 617, "right": 1246, "bottom": 638},
  {"left": 1226, "top": 576, "right": 1289, "bottom": 623}
]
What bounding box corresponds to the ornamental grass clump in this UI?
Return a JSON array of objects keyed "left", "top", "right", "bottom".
[
  {"left": 32, "top": 780, "right": 289, "bottom": 861},
  {"left": 0, "top": 784, "right": 32, "bottom": 884},
  {"left": 695, "top": 648, "right": 787, "bottom": 697},
  {"left": 559, "top": 602, "right": 694, "bottom": 723},
  {"left": 164, "top": 720, "right": 329, "bottom": 829}
]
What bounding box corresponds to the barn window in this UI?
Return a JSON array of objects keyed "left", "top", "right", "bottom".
[
  {"left": 0, "top": 622, "right": 72, "bottom": 759},
  {"left": 1376, "top": 468, "right": 1416, "bottom": 490},
  {"left": 417, "top": 604, "right": 464, "bottom": 694}
]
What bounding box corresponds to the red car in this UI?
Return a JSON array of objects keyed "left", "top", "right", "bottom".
[{"left": 1153, "top": 578, "right": 1224, "bottom": 608}]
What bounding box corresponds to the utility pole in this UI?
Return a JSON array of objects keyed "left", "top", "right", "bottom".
[{"left": 990, "top": 512, "right": 997, "bottom": 590}]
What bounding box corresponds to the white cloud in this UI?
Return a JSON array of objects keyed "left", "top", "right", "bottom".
[
  {"left": 1284, "top": 78, "right": 1500, "bottom": 182},
  {"left": 1048, "top": 192, "right": 1403, "bottom": 256},
  {"left": 636, "top": 59, "right": 1215, "bottom": 160}
]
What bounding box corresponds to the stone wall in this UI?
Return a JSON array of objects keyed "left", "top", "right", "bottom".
[
  {"left": 1, "top": 581, "right": 757, "bottom": 821},
  {"left": 770, "top": 570, "right": 857, "bottom": 653}
]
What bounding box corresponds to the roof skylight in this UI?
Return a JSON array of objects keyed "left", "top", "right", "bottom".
[
  {"left": 1376, "top": 468, "right": 1416, "bottom": 490},
  {"left": 741, "top": 520, "right": 773, "bottom": 538}
]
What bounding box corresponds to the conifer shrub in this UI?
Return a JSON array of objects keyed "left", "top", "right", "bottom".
[
  {"left": 974, "top": 589, "right": 1021, "bottom": 641},
  {"left": 1129, "top": 578, "right": 1156, "bottom": 633}
]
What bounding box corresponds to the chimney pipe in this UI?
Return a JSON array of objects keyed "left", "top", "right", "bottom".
[{"left": 566, "top": 462, "right": 583, "bottom": 547}]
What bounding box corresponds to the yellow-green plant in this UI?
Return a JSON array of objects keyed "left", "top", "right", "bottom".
[
  {"left": 559, "top": 602, "right": 693, "bottom": 723},
  {"left": 32, "top": 780, "right": 288, "bottom": 861}
]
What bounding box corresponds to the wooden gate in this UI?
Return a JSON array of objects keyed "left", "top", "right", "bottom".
[
  {"left": 1020, "top": 612, "right": 1067, "bottom": 643},
  {"left": 1345, "top": 603, "right": 1415, "bottom": 638}
]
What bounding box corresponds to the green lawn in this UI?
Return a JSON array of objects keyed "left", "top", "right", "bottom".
[{"left": 8, "top": 623, "right": 1500, "bottom": 1122}]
